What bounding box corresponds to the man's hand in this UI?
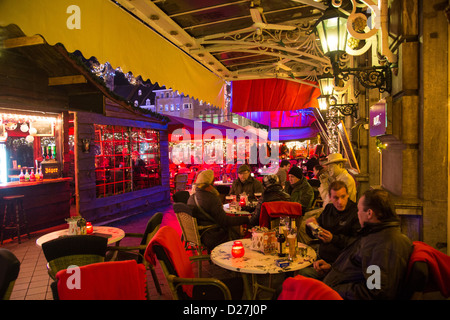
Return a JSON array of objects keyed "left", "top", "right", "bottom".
[
  {"left": 313, "top": 259, "right": 331, "bottom": 275},
  {"left": 317, "top": 228, "right": 333, "bottom": 243}
]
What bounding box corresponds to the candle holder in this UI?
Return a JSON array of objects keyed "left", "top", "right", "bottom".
[
  {"left": 86, "top": 222, "right": 93, "bottom": 234},
  {"left": 231, "top": 240, "right": 245, "bottom": 258}
]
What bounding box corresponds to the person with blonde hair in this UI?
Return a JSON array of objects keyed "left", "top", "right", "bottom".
[{"left": 187, "top": 170, "right": 249, "bottom": 250}]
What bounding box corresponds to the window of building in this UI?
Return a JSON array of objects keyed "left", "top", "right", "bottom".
[
  {"left": 170, "top": 104, "right": 175, "bottom": 111},
  {"left": 176, "top": 104, "right": 180, "bottom": 111},
  {"left": 146, "top": 99, "right": 151, "bottom": 106},
  {"left": 165, "top": 105, "right": 169, "bottom": 112},
  {"left": 159, "top": 105, "right": 163, "bottom": 111},
  {"left": 184, "top": 103, "right": 192, "bottom": 109},
  {"left": 94, "top": 124, "right": 161, "bottom": 198}
]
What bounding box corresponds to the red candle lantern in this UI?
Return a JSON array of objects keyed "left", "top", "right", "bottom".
[
  {"left": 231, "top": 241, "right": 245, "bottom": 258},
  {"left": 239, "top": 197, "right": 246, "bottom": 207},
  {"left": 86, "top": 222, "right": 94, "bottom": 234}
]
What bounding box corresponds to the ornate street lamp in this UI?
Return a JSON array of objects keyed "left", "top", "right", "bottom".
[
  {"left": 314, "top": 4, "right": 392, "bottom": 93},
  {"left": 318, "top": 74, "right": 358, "bottom": 117}
]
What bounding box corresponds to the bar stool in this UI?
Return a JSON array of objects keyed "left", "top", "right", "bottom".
[{"left": 0, "top": 195, "right": 30, "bottom": 244}]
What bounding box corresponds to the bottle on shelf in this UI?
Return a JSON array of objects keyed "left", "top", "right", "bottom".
[
  {"left": 30, "top": 169, "right": 36, "bottom": 182},
  {"left": 24, "top": 169, "right": 30, "bottom": 182},
  {"left": 39, "top": 167, "right": 44, "bottom": 180},
  {"left": 19, "top": 169, "right": 25, "bottom": 182}
]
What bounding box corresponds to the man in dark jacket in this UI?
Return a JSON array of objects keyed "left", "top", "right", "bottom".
[
  {"left": 301, "top": 181, "right": 359, "bottom": 275},
  {"left": 249, "top": 174, "right": 290, "bottom": 226},
  {"left": 313, "top": 188, "right": 413, "bottom": 300},
  {"left": 229, "top": 164, "right": 263, "bottom": 201},
  {"left": 285, "top": 165, "right": 314, "bottom": 212}
]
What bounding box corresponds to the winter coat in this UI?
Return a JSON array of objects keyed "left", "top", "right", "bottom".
[
  {"left": 187, "top": 184, "right": 249, "bottom": 251},
  {"left": 323, "top": 219, "right": 413, "bottom": 300},
  {"left": 229, "top": 176, "right": 264, "bottom": 201},
  {"left": 306, "top": 200, "right": 360, "bottom": 263},
  {"left": 285, "top": 175, "right": 314, "bottom": 212}
]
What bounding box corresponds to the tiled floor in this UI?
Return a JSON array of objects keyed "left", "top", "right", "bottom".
[{"left": 1, "top": 204, "right": 230, "bottom": 300}]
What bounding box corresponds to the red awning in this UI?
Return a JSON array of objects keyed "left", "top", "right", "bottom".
[{"left": 231, "top": 79, "right": 321, "bottom": 113}]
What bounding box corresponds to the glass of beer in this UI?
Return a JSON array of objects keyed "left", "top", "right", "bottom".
[
  {"left": 254, "top": 193, "right": 262, "bottom": 201},
  {"left": 287, "top": 234, "right": 297, "bottom": 260}
]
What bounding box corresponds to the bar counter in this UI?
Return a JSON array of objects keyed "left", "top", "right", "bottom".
[{"left": 0, "top": 178, "right": 72, "bottom": 233}]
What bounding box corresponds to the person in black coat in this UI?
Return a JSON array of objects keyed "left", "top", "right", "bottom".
[
  {"left": 303, "top": 181, "right": 360, "bottom": 269},
  {"left": 248, "top": 174, "right": 290, "bottom": 227},
  {"left": 187, "top": 170, "right": 249, "bottom": 251},
  {"left": 315, "top": 188, "right": 413, "bottom": 300}
]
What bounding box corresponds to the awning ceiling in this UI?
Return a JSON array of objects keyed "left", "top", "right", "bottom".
[
  {"left": 268, "top": 123, "right": 320, "bottom": 142},
  {"left": 0, "top": 0, "right": 225, "bottom": 108},
  {"left": 231, "top": 78, "right": 320, "bottom": 113}
]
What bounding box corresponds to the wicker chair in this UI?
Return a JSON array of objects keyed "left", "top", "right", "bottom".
[
  {"left": 0, "top": 248, "right": 20, "bottom": 300},
  {"left": 173, "top": 202, "right": 219, "bottom": 277},
  {"left": 106, "top": 212, "right": 163, "bottom": 295},
  {"left": 42, "top": 235, "right": 108, "bottom": 280}
]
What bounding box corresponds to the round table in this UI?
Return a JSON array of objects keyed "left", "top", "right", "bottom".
[
  {"left": 35, "top": 226, "right": 125, "bottom": 247},
  {"left": 210, "top": 238, "right": 316, "bottom": 299}
]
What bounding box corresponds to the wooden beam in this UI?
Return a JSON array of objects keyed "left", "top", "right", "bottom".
[
  {"left": 48, "top": 75, "right": 87, "bottom": 86},
  {"left": 2, "top": 35, "right": 45, "bottom": 49}
]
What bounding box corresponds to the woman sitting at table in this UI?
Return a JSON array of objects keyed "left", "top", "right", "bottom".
[
  {"left": 248, "top": 174, "right": 290, "bottom": 227},
  {"left": 187, "top": 170, "right": 250, "bottom": 251}
]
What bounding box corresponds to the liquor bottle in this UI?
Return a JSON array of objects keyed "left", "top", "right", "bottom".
[
  {"left": 19, "top": 169, "right": 25, "bottom": 182},
  {"left": 24, "top": 169, "right": 30, "bottom": 182},
  {"left": 277, "top": 226, "right": 286, "bottom": 257},
  {"left": 43, "top": 146, "right": 48, "bottom": 160},
  {"left": 39, "top": 167, "right": 44, "bottom": 180},
  {"left": 30, "top": 169, "right": 36, "bottom": 182},
  {"left": 48, "top": 146, "right": 52, "bottom": 160}
]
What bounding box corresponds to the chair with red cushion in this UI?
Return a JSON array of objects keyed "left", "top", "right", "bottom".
[
  {"left": 259, "top": 201, "right": 302, "bottom": 229},
  {"left": 278, "top": 275, "right": 343, "bottom": 300},
  {"left": 53, "top": 260, "right": 147, "bottom": 300}
]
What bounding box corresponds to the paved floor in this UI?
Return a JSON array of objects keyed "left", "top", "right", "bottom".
[{"left": 1, "top": 204, "right": 231, "bottom": 300}]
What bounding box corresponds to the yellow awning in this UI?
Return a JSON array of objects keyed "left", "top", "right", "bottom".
[{"left": 0, "top": 0, "right": 225, "bottom": 108}]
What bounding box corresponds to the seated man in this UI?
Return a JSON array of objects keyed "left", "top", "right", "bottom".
[
  {"left": 313, "top": 188, "right": 413, "bottom": 300},
  {"left": 248, "top": 174, "right": 290, "bottom": 227},
  {"left": 298, "top": 181, "right": 359, "bottom": 279},
  {"left": 285, "top": 165, "right": 314, "bottom": 212},
  {"left": 229, "top": 164, "right": 263, "bottom": 201}
]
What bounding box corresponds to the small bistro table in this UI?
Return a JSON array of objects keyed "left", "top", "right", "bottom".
[
  {"left": 210, "top": 238, "right": 316, "bottom": 299},
  {"left": 35, "top": 226, "right": 125, "bottom": 247}
]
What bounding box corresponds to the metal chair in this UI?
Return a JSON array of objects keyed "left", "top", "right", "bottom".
[
  {"left": 0, "top": 248, "right": 20, "bottom": 300},
  {"left": 106, "top": 212, "right": 163, "bottom": 295},
  {"left": 144, "top": 226, "right": 243, "bottom": 300},
  {"left": 42, "top": 235, "right": 108, "bottom": 280}
]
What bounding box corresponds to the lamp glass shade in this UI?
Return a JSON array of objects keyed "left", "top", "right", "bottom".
[{"left": 315, "top": 8, "right": 349, "bottom": 54}]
